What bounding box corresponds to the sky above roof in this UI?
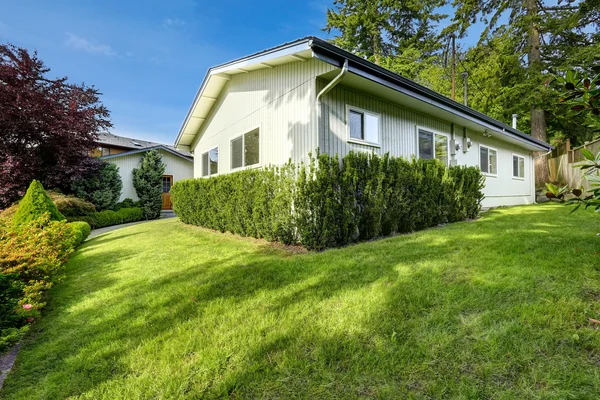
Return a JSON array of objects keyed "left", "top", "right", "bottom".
[{"left": 1, "top": 0, "right": 488, "bottom": 146}]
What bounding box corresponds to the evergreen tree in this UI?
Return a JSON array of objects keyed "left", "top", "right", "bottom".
[
  {"left": 71, "top": 161, "right": 122, "bottom": 211},
  {"left": 12, "top": 180, "right": 65, "bottom": 226},
  {"left": 133, "top": 150, "right": 165, "bottom": 220},
  {"left": 324, "top": 0, "right": 446, "bottom": 72},
  {"left": 445, "top": 0, "right": 600, "bottom": 186}
]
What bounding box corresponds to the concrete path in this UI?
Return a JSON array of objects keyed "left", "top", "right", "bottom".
[
  {"left": 88, "top": 211, "right": 176, "bottom": 239},
  {"left": 0, "top": 344, "right": 20, "bottom": 390}
]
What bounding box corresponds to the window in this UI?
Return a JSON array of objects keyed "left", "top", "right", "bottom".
[
  {"left": 201, "top": 146, "right": 218, "bottom": 177},
  {"left": 417, "top": 128, "right": 449, "bottom": 165},
  {"left": 162, "top": 176, "right": 172, "bottom": 193},
  {"left": 348, "top": 107, "right": 380, "bottom": 145},
  {"left": 513, "top": 155, "right": 525, "bottom": 179},
  {"left": 480, "top": 145, "right": 497, "bottom": 175},
  {"left": 231, "top": 128, "right": 260, "bottom": 169}
]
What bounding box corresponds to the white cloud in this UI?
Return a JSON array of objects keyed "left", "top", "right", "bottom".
[
  {"left": 162, "top": 18, "right": 186, "bottom": 29},
  {"left": 65, "top": 33, "right": 117, "bottom": 56}
]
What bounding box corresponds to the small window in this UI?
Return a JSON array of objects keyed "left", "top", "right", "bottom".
[
  {"left": 513, "top": 155, "right": 525, "bottom": 179},
  {"left": 201, "top": 146, "right": 218, "bottom": 177},
  {"left": 417, "top": 129, "right": 449, "bottom": 165},
  {"left": 230, "top": 128, "right": 260, "bottom": 169},
  {"left": 162, "top": 176, "right": 172, "bottom": 193},
  {"left": 480, "top": 145, "right": 497, "bottom": 175},
  {"left": 348, "top": 107, "right": 380, "bottom": 145}
]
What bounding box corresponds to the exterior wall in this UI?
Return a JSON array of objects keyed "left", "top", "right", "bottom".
[
  {"left": 318, "top": 82, "right": 535, "bottom": 208},
  {"left": 191, "top": 58, "right": 336, "bottom": 177},
  {"left": 105, "top": 149, "right": 193, "bottom": 202}
]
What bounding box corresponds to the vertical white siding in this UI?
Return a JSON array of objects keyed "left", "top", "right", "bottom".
[
  {"left": 319, "top": 81, "right": 535, "bottom": 207},
  {"left": 106, "top": 149, "right": 194, "bottom": 202},
  {"left": 191, "top": 59, "right": 336, "bottom": 177}
]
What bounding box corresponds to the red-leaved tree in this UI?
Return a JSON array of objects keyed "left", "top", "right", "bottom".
[{"left": 0, "top": 43, "right": 111, "bottom": 208}]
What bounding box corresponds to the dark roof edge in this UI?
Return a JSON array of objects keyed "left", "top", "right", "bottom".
[
  {"left": 100, "top": 145, "right": 193, "bottom": 161},
  {"left": 308, "top": 37, "right": 553, "bottom": 151}
]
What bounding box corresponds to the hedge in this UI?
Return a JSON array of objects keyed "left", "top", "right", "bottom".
[
  {"left": 67, "top": 207, "right": 145, "bottom": 229},
  {"left": 172, "top": 152, "right": 485, "bottom": 250},
  {"left": 68, "top": 221, "right": 91, "bottom": 246}
]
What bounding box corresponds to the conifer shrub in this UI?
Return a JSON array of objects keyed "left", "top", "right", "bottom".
[
  {"left": 133, "top": 150, "right": 165, "bottom": 220},
  {"left": 171, "top": 151, "right": 485, "bottom": 250},
  {"left": 12, "top": 180, "right": 65, "bottom": 227}
]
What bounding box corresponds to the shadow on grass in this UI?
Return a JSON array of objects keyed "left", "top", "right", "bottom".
[{"left": 3, "top": 204, "right": 600, "bottom": 398}]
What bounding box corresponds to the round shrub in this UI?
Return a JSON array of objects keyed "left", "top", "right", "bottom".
[
  {"left": 49, "top": 192, "right": 96, "bottom": 217},
  {"left": 68, "top": 221, "right": 91, "bottom": 245}
]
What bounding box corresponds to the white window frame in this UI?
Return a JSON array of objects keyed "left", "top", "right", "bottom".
[
  {"left": 479, "top": 144, "right": 498, "bottom": 177},
  {"left": 346, "top": 105, "right": 381, "bottom": 148},
  {"left": 415, "top": 126, "right": 450, "bottom": 166},
  {"left": 230, "top": 126, "right": 261, "bottom": 171},
  {"left": 512, "top": 153, "right": 526, "bottom": 180},
  {"left": 201, "top": 146, "right": 219, "bottom": 178}
]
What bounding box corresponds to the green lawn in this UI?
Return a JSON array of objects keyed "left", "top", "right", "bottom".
[{"left": 2, "top": 203, "right": 600, "bottom": 399}]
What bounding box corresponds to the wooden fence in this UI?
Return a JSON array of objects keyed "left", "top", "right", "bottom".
[{"left": 547, "top": 138, "right": 600, "bottom": 190}]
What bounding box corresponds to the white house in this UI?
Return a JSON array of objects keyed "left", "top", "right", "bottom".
[
  {"left": 174, "top": 37, "right": 552, "bottom": 208},
  {"left": 97, "top": 133, "right": 193, "bottom": 210}
]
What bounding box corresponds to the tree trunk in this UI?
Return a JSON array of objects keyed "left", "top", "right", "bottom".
[{"left": 526, "top": 0, "right": 549, "bottom": 188}]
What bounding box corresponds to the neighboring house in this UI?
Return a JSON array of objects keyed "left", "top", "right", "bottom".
[
  {"left": 97, "top": 133, "right": 193, "bottom": 209},
  {"left": 174, "top": 37, "right": 552, "bottom": 208}
]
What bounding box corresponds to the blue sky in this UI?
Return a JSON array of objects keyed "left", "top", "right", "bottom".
[{"left": 0, "top": 0, "right": 485, "bottom": 145}]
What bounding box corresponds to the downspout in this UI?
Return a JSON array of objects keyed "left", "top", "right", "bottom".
[{"left": 316, "top": 59, "right": 348, "bottom": 153}]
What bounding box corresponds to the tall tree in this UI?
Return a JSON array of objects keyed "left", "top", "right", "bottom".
[
  {"left": 0, "top": 44, "right": 111, "bottom": 208},
  {"left": 133, "top": 150, "right": 165, "bottom": 220},
  {"left": 324, "top": 0, "right": 446, "bottom": 72},
  {"left": 445, "top": 0, "right": 600, "bottom": 186}
]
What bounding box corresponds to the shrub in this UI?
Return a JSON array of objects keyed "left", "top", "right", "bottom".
[
  {"left": 12, "top": 180, "right": 65, "bottom": 227},
  {"left": 71, "top": 161, "right": 123, "bottom": 211},
  {"left": 67, "top": 207, "right": 145, "bottom": 229},
  {"left": 0, "top": 213, "right": 82, "bottom": 349},
  {"left": 68, "top": 221, "right": 91, "bottom": 246},
  {"left": 133, "top": 150, "right": 165, "bottom": 220},
  {"left": 172, "top": 152, "right": 485, "bottom": 250},
  {"left": 49, "top": 191, "right": 96, "bottom": 217},
  {"left": 114, "top": 198, "right": 141, "bottom": 211}
]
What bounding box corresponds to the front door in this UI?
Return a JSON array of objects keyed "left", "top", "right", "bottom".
[{"left": 162, "top": 175, "right": 173, "bottom": 210}]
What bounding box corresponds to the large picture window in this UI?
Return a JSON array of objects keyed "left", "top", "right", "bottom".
[
  {"left": 347, "top": 107, "right": 380, "bottom": 145},
  {"left": 513, "top": 155, "right": 525, "bottom": 179},
  {"left": 480, "top": 145, "right": 497, "bottom": 175},
  {"left": 417, "top": 128, "right": 449, "bottom": 165},
  {"left": 231, "top": 128, "right": 260, "bottom": 169},
  {"left": 201, "top": 146, "right": 218, "bottom": 177}
]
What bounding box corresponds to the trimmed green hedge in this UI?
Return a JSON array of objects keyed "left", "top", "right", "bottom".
[
  {"left": 172, "top": 152, "right": 485, "bottom": 250},
  {"left": 68, "top": 221, "right": 91, "bottom": 245},
  {"left": 67, "top": 207, "right": 145, "bottom": 229}
]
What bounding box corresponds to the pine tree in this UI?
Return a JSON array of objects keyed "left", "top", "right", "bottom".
[{"left": 133, "top": 150, "right": 165, "bottom": 220}]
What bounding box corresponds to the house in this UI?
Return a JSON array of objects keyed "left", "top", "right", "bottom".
[
  {"left": 97, "top": 133, "right": 193, "bottom": 209},
  {"left": 174, "top": 37, "right": 552, "bottom": 208}
]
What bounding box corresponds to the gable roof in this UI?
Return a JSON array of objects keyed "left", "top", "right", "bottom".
[
  {"left": 98, "top": 132, "right": 192, "bottom": 158},
  {"left": 175, "top": 36, "right": 552, "bottom": 152},
  {"left": 100, "top": 144, "right": 193, "bottom": 161}
]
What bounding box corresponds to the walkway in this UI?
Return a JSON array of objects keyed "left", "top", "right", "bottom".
[{"left": 88, "top": 211, "right": 176, "bottom": 239}]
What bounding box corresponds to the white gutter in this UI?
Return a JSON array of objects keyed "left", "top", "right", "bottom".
[
  {"left": 316, "top": 59, "right": 348, "bottom": 103},
  {"left": 316, "top": 59, "right": 348, "bottom": 152}
]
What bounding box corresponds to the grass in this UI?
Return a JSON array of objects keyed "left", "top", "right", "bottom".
[{"left": 2, "top": 203, "right": 600, "bottom": 399}]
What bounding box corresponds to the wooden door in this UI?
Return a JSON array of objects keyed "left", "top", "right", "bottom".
[{"left": 161, "top": 175, "right": 173, "bottom": 210}]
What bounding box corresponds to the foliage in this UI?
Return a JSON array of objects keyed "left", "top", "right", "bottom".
[
  {"left": 172, "top": 152, "right": 484, "bottom": 250},
  {"left": 133, "top": 150, "right": 165, "bottom": 220},
  {"left": 71, "top": 161, "right": 123, "bottom": 211},
  {"left": 0, "top": 43, "right": 111, "bottom": 208},
  {"left": 12, "top": 180, "right": 65, "bottom": 227},
  {"left": 69, "top": 221, "right": 91, "bottom": 246},
  {"left": 0, "top": 213, "right": 82, "bottom": 350},
  {"left": 67, "top": 207, "right": 144, "bottom": 229},
  {"left": 113, "top": 198, "right": 141, "bottom": 211},
  {"left": 324, "top": 0, "right": 446, "bottom": 67},
  {"left": 3, "top": 205, "right": 600, "bottom": 398},
  {"left": 49, "top": 191, "right": 97, "bottom": 217}
]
